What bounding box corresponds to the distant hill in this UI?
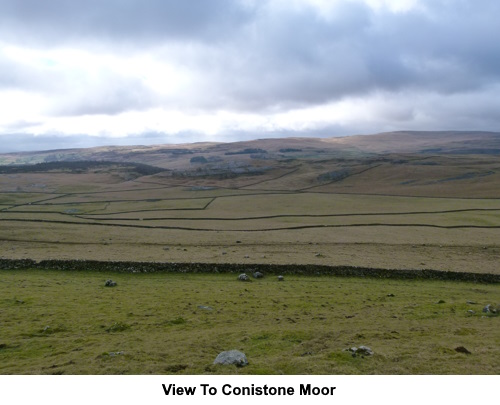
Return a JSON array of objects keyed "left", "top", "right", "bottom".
[{"left": 1, "top": 131, "right": 499, "bottom": 169}]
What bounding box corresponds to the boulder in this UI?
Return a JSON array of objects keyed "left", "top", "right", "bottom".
[
  {"left": 357, "top": 346, "right": 373, "bottom": 356},
  {"left": 238, "top": 274, "right": 250, "bottom": 281},
  {"left": 213, "top": 350, "right": 248, "bottom": 367},
  {"left": 278, "top": 275, "right": 284, "bottom": 281},
  {"left": 253, "top": 271, "right": 264, "bottom": 279},
  {"left": 105, "top": 279, "right": 117, "bottom": 287},
  {"left": 346, "top": 346, "right": 373, "bottom": 357}
]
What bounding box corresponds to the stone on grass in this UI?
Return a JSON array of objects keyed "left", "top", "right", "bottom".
[
  {"left": 278, "top": 275, "right": 284, "bottom": 281},
  {"left": 482, "top": 304, "right": 498, "bottom": 314},
  {"left": 214, "top": 350, "right": 248, "bottom": 367},
  {"left": 238, "top": 274, "right": 250, "bottom": 281},
  {"left": 455, "top": 346, "right": 471, "bottom": 355},
  {"left": 253, "top": 271, "right": 264, "bottom": 279},
  {"left": 105, "top": 279, "right": 117, "bottom": 287},
  {"left": 108, "top": 351, "right": 124, "bottom": 357},
  {"left": 346, "top": 346, "right": 373, "bottom": 357},
  {"left": 357, "top": 346, "right": 373, "bottom": 356}
]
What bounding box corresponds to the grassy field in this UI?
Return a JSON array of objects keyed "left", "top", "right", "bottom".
[
  {"left": 0, "top": 269, "right": 498, "bottom": 375},
  {"left": 1, "top": 137, "right": 500, "bottom": 375}
]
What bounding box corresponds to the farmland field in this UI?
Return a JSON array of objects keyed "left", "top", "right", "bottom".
[{"left": 1, "top": 168, "right": 500, "bottom": 272}]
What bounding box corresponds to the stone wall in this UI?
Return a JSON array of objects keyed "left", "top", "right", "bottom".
[{"left": 0, "top": 259, "right": 498, "bottom": 283}]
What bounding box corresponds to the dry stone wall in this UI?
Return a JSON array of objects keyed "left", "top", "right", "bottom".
[{"left": 0, "top": 259, "right": 499, "bottom": 283}]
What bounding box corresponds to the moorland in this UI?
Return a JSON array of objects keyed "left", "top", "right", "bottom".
[{"left": 0, "top": 130, "right": 499, "bottom": 374}]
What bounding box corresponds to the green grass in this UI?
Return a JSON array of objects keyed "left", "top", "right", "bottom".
[{"left": 0, "top": 269, "right": 498, "bottom": 375}]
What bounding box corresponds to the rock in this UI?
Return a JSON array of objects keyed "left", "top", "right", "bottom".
[
  {"left": 466, "top": 301, "right": 477, "bottom": 304},
  {"left": 467, "top": 310, "right": 475, "bottom": 314},
  {"left": 482, "top": 304, "right": 498, "bottom": 314},
  {"left": 213, "top": 350, "right": 248, "bottom": 367},
  {"left": 455, "top": 346, "right": 471, "bottom": 355},
  {"left": 244, "top": 255, "right": 250, "bottom": 258},
  {"left": 108, "top": 351, "right": 125, "bottom": 357},
  {"left": 238, "top": 274, "right": 250, "bottom": 281},
  {"left": 387, "top": 293, "right": 395, "bottom": 297},
  {"left": 357, "top": 346, "right": 374, "bottom": 356},
  {"left": 253, "top": 271, "right": 264, "bottom": 279},
  {"left": 278, "top": 275, "right": 284, "bottom": 281},
  {"left": 346, "top": 346, "right": 373, "bottom": 357},
  {"left": 197, "top": 305, "right": 213, "bottom": 311},
  {"left": 105, "top": 279, "right": 117, "bottom": 287},
  {"left": 436, "top": 300, "right": 445, "bottom": 304}
]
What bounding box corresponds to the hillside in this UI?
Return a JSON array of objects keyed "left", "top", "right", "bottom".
[
  {"left": 1, "top": 130, "right": 500, "bottom": 273},
  {"left": 1, "top": 131, "right": 500, "bottom": 169}
]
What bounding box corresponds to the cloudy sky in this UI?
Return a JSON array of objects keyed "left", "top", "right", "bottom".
[{"left": 0, "top": 0, "right": 499, "bottom": 152}]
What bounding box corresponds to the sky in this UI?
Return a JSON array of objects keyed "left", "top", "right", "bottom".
[{"left": 0, "top": 0, "right": 499, "bottom": 152}]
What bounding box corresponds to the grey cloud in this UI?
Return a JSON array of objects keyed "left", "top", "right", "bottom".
[
  {"left": 50, "top": 74, "right": 157, "bottom": 116},
  {"left": 0, "top": 0, "right": 254, "bottom": 44},
  {"left": 3, "top": 0, "right": 500, "bottom": 110},
  {"left": 169, "top": 0, "right": 500, "bottom": 112},
  {"left": 1, "top": 0, "right": 500, "bottom": 137}
]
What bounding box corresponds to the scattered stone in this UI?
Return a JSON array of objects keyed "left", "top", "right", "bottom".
[
  {"left": 315, "top": 253, "right": 322, "bottom": 257},
  {"left": 436, "top": 300, "right": 446, "bottom": 304},
  {"left": 455, "top": 346, "right": 471, "bottom": 355},
  {"left": 244, "top": 255, "right": 250, "bottom": 258},
  {"left": 466, "top": 301, "right": 477, "bottom": 305},
  {"left": 238, "top": 274, "right": 250, "bottom": 281},
  {"left": 236, "top": 240, "right": 242, "bottom": 244},
  {"left": 346, "top": 346, "right": 373, "bottom": 357},
  {"left": 105, "top": 279, "right": 117, "bottom": 287},
  {"left": 108, "top": 351, "right": 125, "bottom": 357},
  {"left": 213, "top": 350, "right": 248, "bottom": 367},
  {"left": 482, "top": 304, "right": 498, "bottom": 314},
  {"left": 197, "top": 305, "right": 213, "bottom": 311},
  {"left": 253, "top": 271, "right": 264, "bottom": 279},
  {"left": 163, "top": 247, "right": 170, "bottom": 251},
  {"left": 277, "top": 275, "right": 284, "bottom": 281},
  {"left": 221, "top": 251, "right": 227, "bottom": 255},
  {"left": 387, "top": 293, "right": 395, "bottom": 297},
  {"left": 467, "top": 310, "right": 475, "bottom": 314},
  {"left": 357, "top": 346, "right": 374, "bottom": 356}
]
